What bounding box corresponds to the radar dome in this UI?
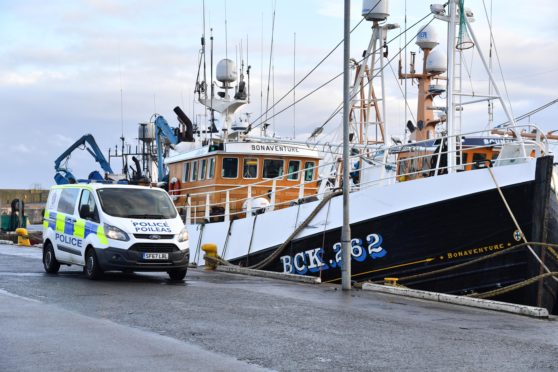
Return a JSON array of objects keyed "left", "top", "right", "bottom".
[
  {"left": 362, "top": 0, "right": 389, "bottom": 21},
  {"left": 426, "top": 49, "right": 447, "bottom": 74},
  {"left": 216, "top": 59, "right": 237, "bottom": 83},
  {"left": 416, "top": 24, "right": 439, "bottom": 49}
]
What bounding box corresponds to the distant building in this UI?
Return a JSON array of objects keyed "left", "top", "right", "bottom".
[{"left": 0, "top": 188, "right": 49, "bottom": 225}]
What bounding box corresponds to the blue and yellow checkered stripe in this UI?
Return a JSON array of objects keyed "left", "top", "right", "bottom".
[{"left": 44, "top": 210, "right": 107, "bottom": 244}]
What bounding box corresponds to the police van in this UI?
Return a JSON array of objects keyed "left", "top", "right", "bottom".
[{"left": 42, "top": 183, "right": 189, "bottom": 280}]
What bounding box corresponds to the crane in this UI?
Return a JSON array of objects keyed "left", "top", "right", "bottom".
[
  {"left": 153, "top": 115, "right": 179, "bottom": 182},
  {"left": 54, "top": 134, "right": 115, "bottom": 184}
]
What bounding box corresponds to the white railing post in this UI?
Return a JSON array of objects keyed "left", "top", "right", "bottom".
[
  {"left": 186, "top": 196, "right": 192, "bottom": 225},
  {"left": 205, "top": 193, "right": 210, "bottom": 221},
  {"left": 270, "top": 180, "right": 276, "bottom": 211},
  {"left": 225, "top": 190, "right": 230, "bottom": 221},
  {"left": 298, "top": 170, "right": 305, "bottom": 200}
]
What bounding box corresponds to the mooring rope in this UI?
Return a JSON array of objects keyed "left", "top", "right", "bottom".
[
  {"left": 204, "top": 190, "right": 341, "bottom": 270},
  {"left": 486, "top": 165, "right": 558, "bottom": 282}
]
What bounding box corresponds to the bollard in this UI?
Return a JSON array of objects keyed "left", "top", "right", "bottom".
[
  {"left": 384, "top": 277, "right": 399, "bottom": 286},
  {"left": 15, "top": 228, "right": 31, "bottom": 247},
  {"left": 201, "top": 243, "right": 218, "bottom": 270}
]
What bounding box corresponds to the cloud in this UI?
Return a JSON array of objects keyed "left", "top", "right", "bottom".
[{"left": 11, "top": 144, "right": 32, "bottom": 153}]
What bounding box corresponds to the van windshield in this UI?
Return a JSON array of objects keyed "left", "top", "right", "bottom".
[{"left": 97, "top": 188, "right": 177, "bottom": 219}]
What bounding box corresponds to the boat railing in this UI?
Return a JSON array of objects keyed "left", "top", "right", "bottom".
[
  {"left": 175, "top": 124, "right": 551, "bottom": 224},
  {"left": 174, "top": 160, "right": 327, "bottom": 223}
]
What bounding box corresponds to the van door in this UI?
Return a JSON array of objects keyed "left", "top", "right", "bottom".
[
  {"left": 53, "top": 187, "right": 81, "bottom": 263},
  {"left": 76, "top": 189, "right": 102, "bottom": 263}
]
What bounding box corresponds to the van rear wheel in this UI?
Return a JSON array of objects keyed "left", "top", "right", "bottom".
[
  {"left": 168, "top": 268, "right": 187, "bottom": 281},
  {"left": 85, "top": 249, "right": 103, "bottom": 280},
  {"left": 43, "top": 242, "right": 60, "bottom": 274}
]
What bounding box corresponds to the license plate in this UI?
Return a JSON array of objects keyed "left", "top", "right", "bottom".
[{"left": 142, "top": 252, "right": 168, "bottom": 260}]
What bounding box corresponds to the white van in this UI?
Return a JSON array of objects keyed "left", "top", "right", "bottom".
[{"left": 42, "top": 183, "right": 189, "bottom": 280}]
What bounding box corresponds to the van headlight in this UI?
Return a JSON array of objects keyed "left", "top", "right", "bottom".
[
  {"left": 104, "top": 223, "right": 130, "bottom": 241},
  {"left": 177, "top": 227, "right": 189, "bottom": 243}
]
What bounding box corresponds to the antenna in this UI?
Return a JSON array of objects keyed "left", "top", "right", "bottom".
[
  {"left": 225, "top": 0, "right": 228, "bottom": 61},
  {"left": 293, "top": 32, "right": 296, "bottom": 139},
  {"left": 118, "top": 42, "right": 126, "bottom": 175},
  {"left": 264, "top": 1, "right": 277, "bottom": 132},
  {"left": 260, "top": 12, "right": 264, "bottom": 118},
  {"left": 210, "top": 27, "right": 215, "bottom": 142}
]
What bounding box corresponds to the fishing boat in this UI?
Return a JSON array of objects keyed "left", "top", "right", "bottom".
[{"left": 159, "top": 0, "right": 558, "bottom": 313}]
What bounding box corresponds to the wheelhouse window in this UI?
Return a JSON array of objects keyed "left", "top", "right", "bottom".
[
  {"left": 208, "top": 157, "right": 215, "bottom": 179},
  {"left": 200, "top": 159, "right": 207, "bottom": 180},
  {"left": 192, "top": 160, "right": 198, "bottom": 181},
  {"left": 287, "top": 160, "right": 300, "bottom": 180},
  {"left": 243, "top": 158, "right": 258, "bottom": 179},
  {"left": 472, "top": 153, "right": 487, "bottom": 169},
  {"left": 263, "top": 159, "right": 284, "bottom": 179},
  {"left": 304, "top": 161, "right": 315, "bottom": 182},
  {"left": 182, "top": 162, "right": 191, "bottom": 183},
  {"left": 222, "top": 157, "right": 239, "bottom": 178}
]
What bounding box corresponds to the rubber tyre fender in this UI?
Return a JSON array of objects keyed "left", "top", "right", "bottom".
[
  {"left": 168, "top": 268, "right": 187, "bottom": 281},
  {"left": 43, "top": 242, "right": 60, "bottom": 274},
  {"left": 84, "top": 248, "right": 103, "bottom": 280}
]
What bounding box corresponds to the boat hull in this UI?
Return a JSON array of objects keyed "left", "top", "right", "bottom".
[{"left": 189, "top": 157, "right": 558, "bottom": 313}]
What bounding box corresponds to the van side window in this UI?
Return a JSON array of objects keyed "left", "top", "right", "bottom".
[
  {"left": 57, "top": 188, "right": 80, "bottom": 215},
  {"left": 78, "top": 189, "right": 99, "bottom": 222}
]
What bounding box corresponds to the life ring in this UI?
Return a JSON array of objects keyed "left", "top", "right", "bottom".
[{"left": 169, "top": 177, "right": 181, "bottom": 200}]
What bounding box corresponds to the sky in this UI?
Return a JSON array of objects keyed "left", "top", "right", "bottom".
[{"left": 1, "top": 0, "right": 557, "bottom": 189}]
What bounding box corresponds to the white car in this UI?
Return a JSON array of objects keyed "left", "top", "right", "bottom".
[{"left": 42, "top": 183, "right": 189, "bottom": 280}]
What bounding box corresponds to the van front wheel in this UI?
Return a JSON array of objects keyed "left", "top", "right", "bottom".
[
  {"left": 168, "top": 268, "right": 187, "bottom": 281},
  {"left": 85, "top": 249, "right": 103, "bottom": 280},
  {"left": 43, "top": 242, "right": 60, "bottom": 274}
]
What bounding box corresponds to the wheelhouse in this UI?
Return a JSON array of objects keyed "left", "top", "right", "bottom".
[{"left": 166, "top": 142, "right": 321, "bottom": 222}]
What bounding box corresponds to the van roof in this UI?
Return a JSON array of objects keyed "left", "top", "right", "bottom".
[{"left": 51, "top": 183, "right": 163, "bottom": 191}]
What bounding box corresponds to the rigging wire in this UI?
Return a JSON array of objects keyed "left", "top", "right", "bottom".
[
  {"left": 387, "top": 59, "right": 416, "bottom": 124},
  {"left": 264, "top": 0, "right": 277, "bottom": 132},
  {"left": 249, "top": 0, "right": 385, "bottom": 131},
  {"left": 307, "top": 16, "right": 434, "bottom": 141},
  {"left": 480, "top": 0, "right": 516, "bottom": 127},
  {"left": 253, "top": 13, "right": 434, "bottom": 142},
  {"left": 293, "top": 32, "right": 296, "bottom": 139},
  {"left": 495, "top": 98, "right": 558, "bottom": 127}
]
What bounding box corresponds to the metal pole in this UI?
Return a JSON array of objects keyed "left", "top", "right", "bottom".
[
  {"left": 341, "top": 0, "right": 352, "bottom": 290},
  {"left": 446, "top": 0, "right": 457, "bottom": 173}
]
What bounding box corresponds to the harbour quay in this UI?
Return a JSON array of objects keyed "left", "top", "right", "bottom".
[{"left": 1, "top": 243, "right": 557, "bottom": 371}]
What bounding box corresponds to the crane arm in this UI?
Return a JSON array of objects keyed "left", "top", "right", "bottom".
[{"left": 54, "top": 134, "right": 114, "bottom": 184}]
